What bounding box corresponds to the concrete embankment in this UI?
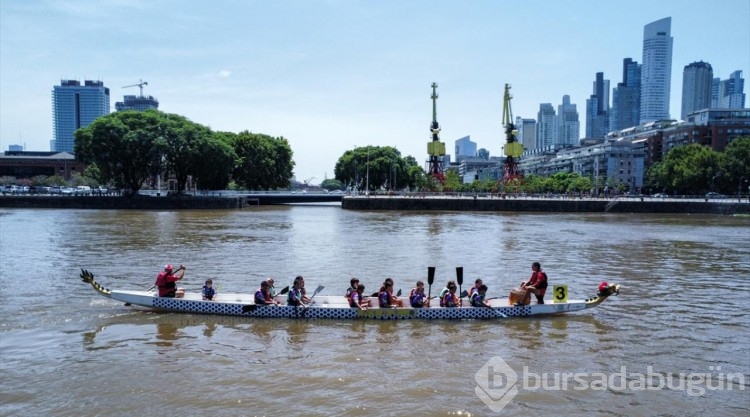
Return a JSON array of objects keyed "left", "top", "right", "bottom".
[
  {"left": 341, "top": 195, "right": 750, "bottom": 215},
  {"left": 0, "top": 195, "right": 256, "bottom": 210}
]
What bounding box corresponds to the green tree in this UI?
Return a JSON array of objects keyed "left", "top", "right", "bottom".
[
  {"left": 232, "top": 131, "right": 295, "bottom": 190},
  {"left": 719, "top": 137, "right": 750, "bottom": 194},
  {"left": 649, "top": 144, "right": 721, "bottom": 194},
  {"left": 75, "top": 110, "right": 166, "bottom": 194},
  {"left": 334, "top": 146, "right": 422, "bottom": 191},
  {"left": 192, "top": 131, "right": 237, "bottom": 190},
  {"left": 320, "top": 178, "right": 344, "bottom": 191},
  {"left": 161, "top": 113, "right": 215, "bottom": 193}
]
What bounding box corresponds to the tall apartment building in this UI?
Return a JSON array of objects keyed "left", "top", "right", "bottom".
[
  {"left": 115, "top": 95, "right": 159, "bottom": 111},
  {"left": 536, "top": 103, "right": 558, "bottom": 149},
  {"left": 611, "top": 58, "right": 641, "bottom": 131},
  {"left": 586, "top": 72, "right": 609, "bottom": 139},
  {"left": 681, "top": 61, "right": 713, "bottom": 119},
  {"left": 712, "top": 70, "right": 746, "bottom": 109},
  {"left": 640, "top": 17, "right": 673, "bottom": 123},
  {"left": 52, "top": 79, "right": 110, "bottom": 153},
  {"left": 516, "top": 117, "right": 537, "bottom": 150},
  {"left": 557, "top": 95, "right": 580, "bottom": 146}
]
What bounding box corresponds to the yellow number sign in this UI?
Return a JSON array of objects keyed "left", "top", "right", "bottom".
[{"left": 553, "top": 285, "right": 568, "bottom": 303}]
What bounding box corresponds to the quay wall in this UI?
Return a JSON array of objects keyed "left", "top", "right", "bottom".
[
  {"left": 0, "top": 196, "right": 256, "bottom": 210},
  {"left": 341, "top": 196, "right": 750, "bottom": 215}
]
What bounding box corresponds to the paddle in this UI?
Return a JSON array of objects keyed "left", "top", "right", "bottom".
[
  {"left": 300, "top": 285, "right": 325, "bottom": 317},
  {"left": 456, "top": 266, "right": 463, "bottom": 306},
  {"left": 427, "top": 266, "right": 435, "bottom": 306},
  {"left": 147, "top": 265, "right": 186, "bottom": 292},
  {"left": 241, "top": 285, "right": 292, "bottom": 313}
]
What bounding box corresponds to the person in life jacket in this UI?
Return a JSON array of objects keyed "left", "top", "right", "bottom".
[
  {"left": 515, "top": 262, "right": 549, "bottom": 306},
  {"left": 287, "top": 279, "right": 306, "bottom": 307},
  {"left": 409, "top": 280, "right": 429, "bottom": 308},
  {"left": 350, "top": 284, "right": 368, "bottom": 310},
  {"left": 470, "top": 284, "right": 491, "bottom": 307},
  {"left": 378, "top": 281, "right": 398, "bottom": 308},
  {"left": 255, "top": 280, "right": 279, "bottom": 305},
  {"left": 155, "top": 264, "right": 186, "bottom": 298},
  {"left": 441, "top": 282, "right": 462, "bottom": 307},
  {"left": 202, "top": 278, "right": 217, "bottom": 301},
  {"left": 378, "top": 278, "right": 403, "bottom": 307},
  {"left": 439, "top": 280, "right": 457, "bottom": 307},
  {"left": 468, "top": 279, "right": 483, "bottom": 298}
]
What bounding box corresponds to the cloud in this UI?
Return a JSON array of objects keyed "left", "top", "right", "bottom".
[{"left": 219, "top": 70, "right": 231, "bottom": 78}]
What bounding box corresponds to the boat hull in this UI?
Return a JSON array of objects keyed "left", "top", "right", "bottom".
[{"left": 81, "top": 269, "right": 620, "bottom": 320}]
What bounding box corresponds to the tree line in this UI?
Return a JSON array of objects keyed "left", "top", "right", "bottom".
[{"left": 74, "top": 110, "right": 294, "bottom": 194}]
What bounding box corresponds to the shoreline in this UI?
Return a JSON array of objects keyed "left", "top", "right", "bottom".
[{"left": 1, "top": 194, "right": 749, "bottom": 214}]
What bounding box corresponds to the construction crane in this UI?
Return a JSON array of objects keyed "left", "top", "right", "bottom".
[
  {"left": 426, "top": 82, "right": 446, "bottom": 183},
  {"left": 500, "top": 83, "right": 523, "bottom": 185},
  {"left": 122, "top": 79, "right": 148, "bottom": 97}
]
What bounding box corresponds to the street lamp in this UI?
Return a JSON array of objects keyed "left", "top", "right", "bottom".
[{"left": 711, "top": 173, "right": 721, "bottom": 192}]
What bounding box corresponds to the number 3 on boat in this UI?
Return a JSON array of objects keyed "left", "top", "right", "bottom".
[{"left": 553, "top": 285, "right": 568, "bottom": 303}]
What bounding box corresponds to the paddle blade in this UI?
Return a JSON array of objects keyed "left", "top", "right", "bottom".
[
  {"left": 396, "top": 289, "right": 402, "bottom": 297},
  {"left": 460, "top": 290, "right": 468, "bottom": 298},
  {"left": 428, "top": 266, "right": 435, "bottom": 286},
  {"left": 370, "top": 292, "right": 379, "bottom": 297},
  {"left": 279, "top": 286, "right": 290, "bottom": 295},
  {"left": 456, "top": 267, "right": 464, "bottom": 286},
  {"left": 312, "top": 285, "right": 325, "bottom": 296}
]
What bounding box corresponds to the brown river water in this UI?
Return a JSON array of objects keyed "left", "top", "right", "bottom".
[{"left": 0, "top": 206, "right": 748, "bottom": 416}]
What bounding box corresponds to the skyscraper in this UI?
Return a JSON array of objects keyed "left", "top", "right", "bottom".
[
  {"left": 640, "top": 17, "right": 673, "bottom": 123},
  {"left": 611, "top": 58, "right": 641, "bottom": 131},
  {"left": 52, "top": 80, "right": 110, "bottom": 153},
  {"left": 713, "top": 70, "right": 746, "bottom": 109},
  {"left": 454, "top": 136, "right": 477, "bottom": 161},
  {"left": 558, "top": 95, "right": 580, "bottom": 146},
  {"left": 516, "top": 117, "right": 537, "bottom": 150},
  {"left": 536, "top": 103, "right": 557, "bottom": 149},
  {"left": 681, "top": 61, "right": 713, "bottom": 119},
  {"left": 586, "top": 72, "right": 609, "bottom": 139}
]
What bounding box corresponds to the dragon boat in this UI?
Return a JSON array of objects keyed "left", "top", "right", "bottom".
[{"left": 80, "top": 269, "right": 621, "bottom": 320}]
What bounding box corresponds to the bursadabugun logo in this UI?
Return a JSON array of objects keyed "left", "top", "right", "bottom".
[{"left": 474, "top": 356, "right": 519, "bottom": 412}]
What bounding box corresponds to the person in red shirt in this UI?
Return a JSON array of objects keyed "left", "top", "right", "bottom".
[
  {"left": 155, "top": 264, "right": 186, "bottom": 298},
  {"left": 515, "top": 262, "right": 548, "bottom": 305}
]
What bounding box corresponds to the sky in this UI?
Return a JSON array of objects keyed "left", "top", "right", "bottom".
[{"left": 1, "top": 0, "right": 748, "bottom": 184}]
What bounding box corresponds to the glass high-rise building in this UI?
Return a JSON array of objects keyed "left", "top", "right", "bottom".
[
  {"left": 52, "top": 80, "right": 110, "bottom": 153},
  {"left": 536, "top": 103, "right": 558, "bottom": 149},
  {"left": 713, "top": 70, "right": 746, "bottom": 109},
  {"left": 681, "top": 61, "right": 713, "bottom": 120},
  {"left": 611, "top": 58, "right": 641, "bottom": 131},
  {"left": 586, "top": 72, "right": 609, "bottom": 139},
  {"left": 640, "top": 17, "right": 673, "bottom": 124},
  {"left": 558, "top": 95, "right": 580, "bottom": 146},
  {"left": 115, "top": 95, "right": 159, "bottom": 111}
]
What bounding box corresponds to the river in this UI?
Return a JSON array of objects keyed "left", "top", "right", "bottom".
[{"left": 0, "top": 206, "right": 748, "bottom": 416}]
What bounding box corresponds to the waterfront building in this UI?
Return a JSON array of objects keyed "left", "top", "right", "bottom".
[
  {"left": 712, "top": 70, "right": 746, "bottom": 109},
  {"left": 115, "top": 95, "right": 159, "bottom": 111},
  {"left": 0, "top": 151, "right": 85, "bottom": 180},
  {"left": 536, "top": 103, "right": 558, "bottom": 149},
  {"left": 611, "top": 58, "right": 641, "bottom": 131},
  {"left": 558, "top": 95, "right": 580, "bottom": 147},
  {"left": 52, "top": 80, "right": 110, "bottom": 153},
  {"left": 681, "top": 61, "right": 713, "bottom": 120},
  {"left": 516, "top": 117, "right": 537, "bottom": 150},
  {"left": 454, "top": 136, "right": 477, "bottom": 163},
  {"left": 640, "top": 17, "right": 673, "bottom": 124},
  {"left": 586, "top": 72, "right": 609, "bottom": 139}
]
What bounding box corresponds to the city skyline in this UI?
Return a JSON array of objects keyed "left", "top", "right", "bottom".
[{"left": 1, "top": 0, "right": 748, "bottom": 183}]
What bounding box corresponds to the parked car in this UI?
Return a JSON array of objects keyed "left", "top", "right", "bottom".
[
  {"left": 75, "top": 186, "right": 92, "bottom": 195},
  {"left": 705, "top": 192, "right": 726, "bottom": 199},
  {"left": 652, "top": 193, "right": 668, "bottom": 198}
]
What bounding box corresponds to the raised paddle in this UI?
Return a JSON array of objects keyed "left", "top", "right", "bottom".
[
  {"left": 427, "top": 266, "right": 435, "bottom": 305},
  {"left": 456, "top": 266, "right": 464, "bottom": 304}
]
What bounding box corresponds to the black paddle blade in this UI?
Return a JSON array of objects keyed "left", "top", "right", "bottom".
[
  {"left": 370, "top": 292, "right": 379, "bottom": 297},
  {"left": 241, "top": 305, "right": 257, "bottom": 313},
  {"left": 456, "top": 267, "right": 464, "bottom": 286},
  {"left": 396, "top": 289, "right": 402, "bottom": 296},
  {"left": 428, "top": 266, "right": 435, "bottom": 286},
  {"left": 279, "top": 286, "right": 290, "bottom": 295},
  {"left": 460, "top": 290, "right": 468, "bottom": 298}
]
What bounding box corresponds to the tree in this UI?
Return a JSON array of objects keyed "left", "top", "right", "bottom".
[
  {"left": 75, "top": 110, "right": 166, "bottom": 195},
  {"left": 648, "top": 144, "right": 721, "bottom": 194},
  {"left": 320, "top": 178, "right": 344, "bottom": 191},
  {"left": 192, "top": 131, "right": 236, "bottom": 190},
  {"left": 161, "top": 113, "right": 216, "bottom": 193},
  {"left": 334, "top": 146, "right": 422, "bottom": 191},
  {"left": 232, "top": 131, "right": 295, "bottom": 190},
  {"left": 719, "top": 137, "right": 750, "bottom": 194}
]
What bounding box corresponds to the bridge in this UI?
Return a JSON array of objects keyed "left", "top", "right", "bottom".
[{"left": 241, "top": 192, "right": 343, "bottom": 204}]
